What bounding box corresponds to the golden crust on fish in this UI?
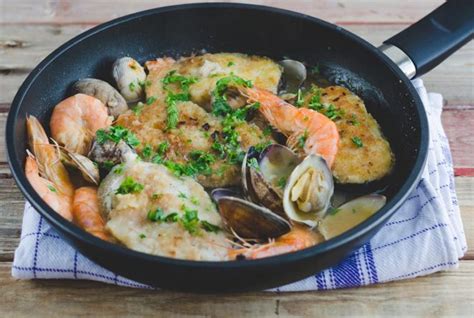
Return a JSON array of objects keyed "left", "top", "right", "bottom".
[
  {"left": 145, "top": 53, "right": 282, "bottom": 110},
  {"left": 116, "top": 100, "right": 271, "bottom": 188},
  {"left": 99, "top": 161, "right": 230, "bottom": 261},
  {"left": 303, "top": 86, "right": 394, "bottom": 183}
]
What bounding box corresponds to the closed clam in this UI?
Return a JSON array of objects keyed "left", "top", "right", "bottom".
[
  {"left": 283, "top": 155, "right": 334, "bottom": 227},
  {"left": 211, "top": 188, "right": 291, "bottom": 240},
  {"left": 112, "top": 57, "right": 146, "bottom": 102},
  {"left": 74, "top": 78, "right": 128, "bottom": 118}
]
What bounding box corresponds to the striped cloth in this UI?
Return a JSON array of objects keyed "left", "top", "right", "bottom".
[{"left": 12, "top": 79, "right": 467, "bottom": 291}]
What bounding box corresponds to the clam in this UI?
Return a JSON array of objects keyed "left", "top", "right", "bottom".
[
  {"left": 74, "top": 78, "right": 128, "bottom": 118},
  {"left": 242, "top": 144, "right": 300, "bottom": 217},
  {"left": 88, "top": 139, "right": 137, "bottom": 169},
  {"left": 318, "top": 194, "right": 386, "bottom": 240},
  {"left": 211, "top": 188, "right": 291, "bottom": 240},
  {"left": 279, "top": 59, "right": 307, "bottom": 93},
  {"left": 283, "top": 155, "right": 334, "bottom": 227},
  {"left": 112, "top": 57, "right": 146, "bottom": 103},
  {"left": 60, "top": 149, "right": 100, "bottom": 185}
]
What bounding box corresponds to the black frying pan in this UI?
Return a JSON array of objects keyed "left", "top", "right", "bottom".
[{"left": 6, "top": 2, "right": 473, "bottom": 292}]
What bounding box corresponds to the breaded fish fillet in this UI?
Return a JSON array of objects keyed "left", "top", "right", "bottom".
[
  {"left": 98, "top": 161, "right": 230, "bottom": 261},
  {"left": 145, "top": 53, "right": 282, "bottom": 110},
  {"left": 302, "top": 86, "right": 394, "bottom": 183},
  {"left": 116, "top": 100, "right": 271, "bottom": 188}
]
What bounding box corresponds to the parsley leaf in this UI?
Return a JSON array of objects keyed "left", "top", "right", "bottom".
[
  {"left": 277, "top": 177, "right": 287, "bottom": 189},
  {"left": 146, "top": 96, "right": 157, "bottom": 105},
  {"left": 351, "top": 136, "right": 364, "bottom": 148},
  {"left": 95, "top": 126, "right": 140, "bottom": 148},
  {"left": 298, "top": 130, "right": 308, "bottom": 148},
  {"left": 211, "top": 74, "right": 253, "bottom": 117},
  {"left": 200, "top": 220, "right": 221, "bottom": 233},
  {"left": 47, "top": 185, "right": 56, "bottom": 192},
  {"left": 179, "top": 207, "right": 200, "bottom": 234},
  {"left": 162, "top": 71, "right": 198, "bottom": 129},
  {"left": 115, "top": 177, "right": 144, "bottom": 195},
  {"left": 295, "top": 89, "right": 304, "bottom": 107}
]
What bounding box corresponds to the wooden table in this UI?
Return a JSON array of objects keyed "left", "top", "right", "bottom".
[{"left": 1, "top": 1, "right": 473, "bottom": 316}]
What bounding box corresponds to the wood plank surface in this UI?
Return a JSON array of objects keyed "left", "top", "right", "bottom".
[
  {"left": 1, "top": 24, "right": 472, "bottom": 105},
  {"left": 0, "top": 0, "right": 444, "bottom": 24},
  {"left": 0, "top": 261, "right": 472, "bottom": 317},
  {"left": 0, "top": 1, "right": 473, "bottom": 315}
]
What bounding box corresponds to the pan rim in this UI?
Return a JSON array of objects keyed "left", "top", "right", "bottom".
[{"left": 6, "top": 2, "right": 429, "bottom": 270}]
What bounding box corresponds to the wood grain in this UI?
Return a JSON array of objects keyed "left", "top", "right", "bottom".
[
  {"left": 0, "top": 0, "right": 444, "bottom": 24},
  {"left": 0, "top": 261, "right": 472, "bottom": 317},
  {"left": 1, "top": 23, "right": 472, "bottom": 105}
]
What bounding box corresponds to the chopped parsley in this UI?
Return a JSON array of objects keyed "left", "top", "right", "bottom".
[
  {"left": 263, "top": 126, "right": 273, "bottom": 136},
  {"left": 129, "top": 81, "right": 136, "bottom": 92},
  {"left": 298, "top": 130, "right": 308, "bottom": 148},
  {"left": 190, "top": 196, "right": 200, "bottom": 205},
  {"left": 113, "top": 163, "right": 125, "bottom": 175},
  {"left": 147, "top": 208, "right": 179, "bottom": 223},
  {"left": 180, "top": 207, "right": 200, "bottom": 234},
  {"left": 277, "top": 177, "right": 287, "bottom": 189},
  {"left": 328, "top": 207, "right": 341, "bottom": 216},
  {"left": 211, "top": 73, "right": 253, "bottom": 117},
  {"left": 254, "top": 141, "right": 272, "bottom": 153},
  {"left": 325, "top": 104, "right": 345, "bottom": 121},
  {"left": 308, "top": 88, "right": 323, "bottom": 111},
  {"left": 151, "top": 193, "right": 162, "bottom": 200},
  {"left": 47, "top": 185, "right": 56, "bottom": 192},
  {"left": 178, "top": 192, "right": 187, "bottom": 199},
  {"left": 142, "top": 144, "right": 153, "bottom": 158},
  {"left": 132, "top": 102, "right": 145, "bottom": 115},
  {"left": 139, "top": 233, "right": 146, "bottom": 239},
  {"left": 247, "top": 158, "right": 260, "bottom": 171},
  {"left": 351, "top": 136, "right": 364, "bottom": 148},
  {"left": 146, "top": 96, "right": 157, "bottom": 105},
  {"left": 115, "top": 177, "right": 144, "bottom": 195},
  {"left": 227, "top": 61, "right": 235, "bottom": 67},
  {"left": 96, "top": 125, "right": 140, "bottom": 148},
  {"left": 162, "top": 70, "right": 198, "bottom": 129},
  {"left": 157, "top": 141, "right": 170, "bottom": 155},
  {"left": 200, "top": 220, "right": 221, "bottom": 233},
  {"left": 102, "top": 160, "right": 115, "bottom": 170},
  {"left": 295, "top": 89, "right": 304, "bottom": 107},
  {"left": 348, "top": 114, "right": 360, "bottom": 126}
]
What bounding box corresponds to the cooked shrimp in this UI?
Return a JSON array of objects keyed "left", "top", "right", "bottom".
[
  {"left": 25, "top": 154, "right": 73, "bottom": 221},
  {"left": 72, "top": 187, "right": 113, "bottom": 241},
  {"left": 50, "top": 93, "right": 112, "bottom": 155},
  {"left": 244, "top": 87, "right": 339, "bottom": 167},
  {"left": 27, "top": 115, "right": 74, "bottom": 198},
  {"left": 229, "top": 225, "right": 322, "bottom": 260}
]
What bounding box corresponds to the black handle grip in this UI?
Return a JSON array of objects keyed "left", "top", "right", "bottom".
[{"left": 384, "top": 0, "right": 474, "bottom": 77}]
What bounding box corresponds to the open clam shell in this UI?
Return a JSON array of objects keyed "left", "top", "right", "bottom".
[
  {"left": 283, "top": 155, "right": 334, "bottom": 227},
  {"left": 211, "top": 188, "right": 291, "bottom": 240},
  {"left": 242, "top": 144, "right": 300, "bottom": 217},
  {"left": 60, "top": 149, "right": 100, "bottom": 185},
  {"left": 319, "top": 194, "right": 386, "bottom": 240}
]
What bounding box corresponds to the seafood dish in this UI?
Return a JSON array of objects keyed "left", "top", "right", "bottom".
[{"left": 25, "top": 52, "right": 394, "bottom": 261}]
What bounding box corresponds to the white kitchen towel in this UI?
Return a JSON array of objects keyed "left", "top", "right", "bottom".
[{"left": 12, "top": 79, "right": 467, "bottom": 291}]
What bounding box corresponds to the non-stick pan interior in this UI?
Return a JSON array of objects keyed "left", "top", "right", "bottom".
[{"left": 7, "top": 4, "right": 427, "bottom": 291}]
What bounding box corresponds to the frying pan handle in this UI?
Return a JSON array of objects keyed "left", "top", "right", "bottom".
[{"left": 380, "top": 0, "right": 474, "bottom": 79}]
